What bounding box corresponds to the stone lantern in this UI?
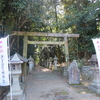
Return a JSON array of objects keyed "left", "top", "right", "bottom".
[
  {"left": 28, "top": 55, "right": 34, "bottom": 74},
  {"left": 88, "top": 54, "right": 100, "bottom": 93},
  {"left": 7, "top": 53, "right": 25, "bottom": 100},
  {"left": 88, "top": 54, "right": 98, "bottom": 67},
  {"left": 54, "top": 55, "right": 58, "bottom": 70}
]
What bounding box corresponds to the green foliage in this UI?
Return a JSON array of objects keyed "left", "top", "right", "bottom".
[
  {"left": 94, "top": 32, "right": 100, "bottom": 38},
  {"left": 0, "top": 0, "right": 45, "bottom": 34},
  {"left": 76, "top": 58, "right": 85, "bottom": 69},
  {"left": 0, "top": 0, "right": 5, "bottom": 18},
  {"left": 0, "top": 0, "right": 99, "bottom": 61},
  {"left": 68, "top": 38, "right": 78, "bottom": 60},
  {"left": 61, "top": 0, "right": 100, "bottom": 59}
]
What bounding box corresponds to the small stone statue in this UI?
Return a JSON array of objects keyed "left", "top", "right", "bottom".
[
  {"left": 54, "top": 55, "right": 58, "bottom": 70},
  {"left": 28, "top": 55, "right": 34, "bottom": 73}
]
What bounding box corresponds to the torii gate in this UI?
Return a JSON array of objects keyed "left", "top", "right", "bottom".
[{"left": 13, "top": 31, "right": 79, "bottom": 81}]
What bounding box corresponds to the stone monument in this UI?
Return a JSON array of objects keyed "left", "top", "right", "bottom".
[
  {"left": 68, "top": 60, "right": 80, "bottom": 84},
  {"left": 88, "top": 54, "right": 100, "bottom": 93}
]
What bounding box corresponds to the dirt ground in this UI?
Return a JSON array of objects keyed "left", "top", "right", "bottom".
[{"left": 25, "top": 65, "right": 100, "bottom": 100}]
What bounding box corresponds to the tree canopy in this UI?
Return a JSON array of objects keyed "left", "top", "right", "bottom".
[{"left": 0, "top": 0, "right": 100, "bottom": 61}]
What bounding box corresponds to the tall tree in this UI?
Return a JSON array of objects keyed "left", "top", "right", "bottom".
[
  {"left": 61, "top": 0, "right": 100, "bottom": 59},
  {"left": 0, "top": 0, "right": 44, "bottom": 34}
]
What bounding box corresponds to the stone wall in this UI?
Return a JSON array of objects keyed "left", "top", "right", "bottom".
[{"left": 81, "top": 66, "right": 94, "bottom": 82}]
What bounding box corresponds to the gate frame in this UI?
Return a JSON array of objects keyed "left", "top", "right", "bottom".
[{"left": 13, "top": 31, "right": 79, "bottom": 81}]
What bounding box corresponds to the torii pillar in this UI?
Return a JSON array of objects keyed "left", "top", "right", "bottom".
[
  {"left": 22, "top": 35, "right": 28, "bottom": 82},
  {"left": 64, "top": 36, "right": 69, "bottom": 76}
]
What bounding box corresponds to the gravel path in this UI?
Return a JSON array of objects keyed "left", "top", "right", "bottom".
[{"left": 25, "top": 65, "right": 100, "bottom": 100}]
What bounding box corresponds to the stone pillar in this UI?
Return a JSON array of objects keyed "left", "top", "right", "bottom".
[
  {"left": 63, "top": 66, "right": 67, "bottom": 76},
  {"left": 49, "top": 61, "right": 52, "bottom": 69},
  {"left": 44, "top": 60, "right": 47, "bottom": 67},
  {"left": 46, "top": 59, "right": 49, "bottom": 68},
  {"left": 10, "top": 71, "right": 23, "bottom": 99},
  {"left": 28, "top": 55, "right": 34, "bottom": 74},
  {"left": 49, "top": 57, "right": 52, "bottom": 69},
  {"left": 61, "top": 63, "right": 67, "bottom": 76},
  {"left": 54, "top": 55, "right": 58, "bottom": 70}
]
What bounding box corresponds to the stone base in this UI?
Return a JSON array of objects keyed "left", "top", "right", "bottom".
[
  {"left": 53, "top": 70, "right": 58, "bottom": 74},
  {"left": 28, "top": 70, "right": 33, "bottom": 74},
  {"left": 54, "top": 69, "right": 58, "bottom": 71},
  {"left": 54, "top": 69, "right": 58, "bottom": 72},
  {"left": 63, "top": 67, "right": 67, "bottom": 77},
  {"left": 54, "top": 67, "right": 58, "bottom": 71},
  {"left": 88, "top": 83, "right": 100, "bottom": 93},
  {"left": 49, "top": 68, "right": 52, "bottom": 70},
  {"left": 69, "top": 81, "right": 80, "bottom": 84},
  {"left": 63, "top": 71, "right": 67, "bottom": 77},
  {"left": 19, "top": 93, "right": 25, "bottom": 100},
  {"left": 7, "top": 90, "right": 25, "bottom": 100}
]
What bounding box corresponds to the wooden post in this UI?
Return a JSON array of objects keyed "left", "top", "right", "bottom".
[
  {"left": 27, "top": 41, "right": 65, "bottom": 45},
  {"left": 64, "top": 37, "right": 69, "bottom": 70},
  {"left": 23, "top": 35, "right": 28, "bottom": 58},
  {"left": 22, "top": 35, "right": 28, "bottom": 82},
  {"left": 12, "top": 31, "right": 79, "bottom": 38}
]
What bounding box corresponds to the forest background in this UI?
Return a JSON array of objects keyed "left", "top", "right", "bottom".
[{"left": 0, "top": 0, "right": 100, "bottom": 65}]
